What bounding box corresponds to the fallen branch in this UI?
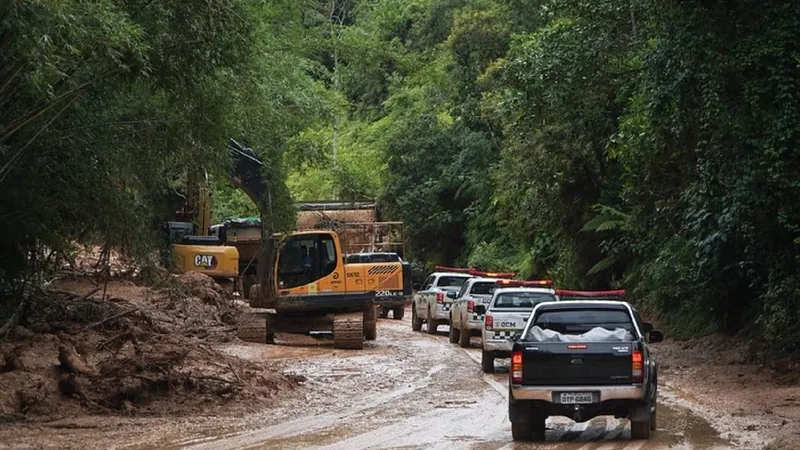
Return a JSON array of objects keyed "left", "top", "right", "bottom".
[
  {"left": 82, "top": 307, "right": 138, "bottom": 331},
  {"left": 0, "top": 295, "right": 32, "bottom": 339},
  {"left": 96, "top": 332, "right": 130, "bottom": 350},
  {"left": 226, "top": 361, "right": 242, "bottom": 384},
  {"left": 195, "top": 375, "right": 238, "bottom": 385}
]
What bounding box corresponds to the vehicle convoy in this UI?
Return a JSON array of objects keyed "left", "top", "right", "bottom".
[
  {"left": 180, "top": 139, "right": 413, "bottom": 350},
  {"left": 480, "top": 279, "right": 557, "bottom": 372},
  {"left": 449, "top": 276, "right": 517, "bottom": 348},
  {"left": 412, "top": 266, "right": 516, "bottom": 334},
  {"left": 345, "top": 252, "right": 408, "bottom": 320},
  {"left": 508, "top": 300, "right": 663, "bottom": 441}
]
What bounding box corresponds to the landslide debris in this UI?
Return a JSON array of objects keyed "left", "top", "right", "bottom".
[{"left": 0, "top": 272, "right": 299, "bottom": 422}]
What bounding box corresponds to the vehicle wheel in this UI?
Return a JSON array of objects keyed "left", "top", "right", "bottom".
[
  {"left": 458, "top": 324, "right": 471, "bottom": 348},
  {"left": 650, "top": 400, "right": 657, "bottom": 431},
  {"left": 449, "top": 318, "right": 460, "bottom": 344},
  {"left": 481, "top": 350, "right": 494, "bottom": 373},
  {"left": 426, "top": 309, "right": 438, "bottom": 334},
  {"left": 392, "top": 306, "right": 405, "bottom": 320},
  {"left": 511, "top": 416, "right": 545, "bottom": 442},
  {"left": 630, "top": 417, "right": 651, "bottom": 440},
  {"left": 379, "top": 308, "right": 389, "bottom": 319},
  {"left": 411, "top": 305, "right": 422, "bottom": 331},
  {"left": 511, "top": 421, "right": 533, "bottom": 441},
  {"left": 650, "top": 380, "right": 658, "bottom": 431}
]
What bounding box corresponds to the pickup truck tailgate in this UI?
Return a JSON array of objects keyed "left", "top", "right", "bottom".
[{"left": 520, "top": 342, "right": 635, "bottom": 385}]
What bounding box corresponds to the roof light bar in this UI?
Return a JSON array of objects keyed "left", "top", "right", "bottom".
[
  {"left": 554, "top": 289, "right": 625, "bottom": 298},
  {"left": 434, "top": 266, "right": 517, "bottom": 279},
  {"left": 435, "top": 265, "right": 473, "bottom": 274},
  {"left": 495, "top": 279, "right": 554, "bottom": 287}
]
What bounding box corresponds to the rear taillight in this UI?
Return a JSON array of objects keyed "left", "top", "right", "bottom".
[
  {"left": 467, "top": 299, "right": 474, "bottom": 313},
  {"left": 436, "top": 292, "right": 444, "bottom": 304},
  {"left": 511, "top": 351, "right": 523, "bottom": 383},
  {"left": 484, "top": 314, "right": 493, "bottom": 330},
  {"left": 632, "top": 350, "right": 643, "bottom": 381}
]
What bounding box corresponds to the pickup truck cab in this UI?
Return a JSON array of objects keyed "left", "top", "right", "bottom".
[
  {"left": 449, "top": 277, "right": 503, "bottom": 348},
  {"left": 480, "top": 281, "right": 556, "bottom": 372},
  {"left": 508, "top": 300, "right": 663, "bottom": 441},
  {"left": 411, "top": 271, "right": 473, "bottom": 333}
]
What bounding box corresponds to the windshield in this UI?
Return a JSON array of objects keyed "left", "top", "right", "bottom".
[
  {"left": 529, "top": 308, "right": 634, "bottom": 336},
  {"left": 436, "top": 276, "right": 470, "bottom": 288},
  {"left": 470, "top": 282, "right": 495, "bottom": 296},
  {"left": 495, "top": 292, "right": 555, "bottom": 308}
]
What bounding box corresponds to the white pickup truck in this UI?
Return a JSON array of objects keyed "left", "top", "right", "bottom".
[
  {"left": 411, "top": 270, "right": 473, "bottom": 334},
  {"left": 481, "top": 281, "right": 557, "bottom": 372},
  {"left": 449, "top": 277, "right": 505, "bottom": 348}
]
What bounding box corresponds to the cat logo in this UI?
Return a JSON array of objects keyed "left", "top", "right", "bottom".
[{"left": 194, "top": 254, "right": 218, "bottom": 269}]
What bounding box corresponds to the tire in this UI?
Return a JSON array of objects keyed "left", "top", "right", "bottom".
[
  {"left": 630, "top": 401, "right": 653, "bottom": 439},
  {"left": 426, "top": 308, "right": 438, "bottom": 334},
  {"left": 411, "top": 305, "right": 422, "bottom": 331},
  {"left": 511, "top": 416, "right": 545, "bottom": 442},
  {"left": 379, "top": 308, "right": 389, "bottom": 319},
  {"left": 481, "top": 350, "right": 494, "bottom": 373},
  {"left": 511, "top": 421, "right": 533, "bottom": 441},
  {"left": 392, "top": 306, "right": 405, "bottom": 320},
  {"left": 458, "top": 323, "right": 471, "bottom": 348},
  {"left": 449, "top": 317, "right": 459, "bottom": 344},
  {"left": 650, "top": 379, "right": 658, "bottom": 431},
  {"left": 650, "top": 400, "right": 657, "bottom": 431},
  {"left": 630, "top": 417, "right": 651, "bottom": 440}
]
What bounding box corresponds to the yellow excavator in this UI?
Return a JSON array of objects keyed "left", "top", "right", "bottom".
[
  {"left": 166, "top": 167, "right": 240, "bottom": 290},
  {"left": 201, "top": 139, "right": 414, "bottom": 349}
]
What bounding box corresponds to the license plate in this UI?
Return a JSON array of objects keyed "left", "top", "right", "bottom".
[{"left": 559, "top": 392, "right": 594, "bottom": 404}]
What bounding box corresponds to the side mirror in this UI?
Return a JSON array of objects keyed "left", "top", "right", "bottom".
[
  {"left": 446, "top": 291, "right": 458, "bottom": 299},
  {"left": 648, "top": 330, "right": 663, "bottom": 343},
  {"left": 642, "top": 322, "right": 654, "bottom": 333}
]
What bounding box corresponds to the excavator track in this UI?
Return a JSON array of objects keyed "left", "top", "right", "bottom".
[
  {"left": 237, "top": 311, "right": 270, "bottom": 344},
  {"left": 364, "top": 305, "right": 377, "bottom": 341},
  {"left": 333, "top": 312, "right": 365, "bottom": 350}
]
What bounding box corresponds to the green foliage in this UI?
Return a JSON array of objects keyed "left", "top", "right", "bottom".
[
  {"left": 0, "top": 1, "right": 324, "bottom": 296},
  {"left": 6, "top": 0, "right": 800, "bottom": 352}
]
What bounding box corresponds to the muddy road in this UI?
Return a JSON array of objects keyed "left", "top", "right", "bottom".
[
  {"left": 168, "top": 311, "right": 733, "bottom": 450},
  {"left": 0, "top": 306, "right": 760, "bottom": 450}
]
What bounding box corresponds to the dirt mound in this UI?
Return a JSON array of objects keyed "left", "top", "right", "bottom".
[
  {"left": 0, "top": 274, "right": 300, "bottom": 421},
  {"left": 177, "top": 271, "right": 229, "bottom": 307}
]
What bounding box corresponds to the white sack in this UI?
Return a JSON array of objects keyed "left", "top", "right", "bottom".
[{"left": 527, "top": 325, "right": 633, "bottom": 342}]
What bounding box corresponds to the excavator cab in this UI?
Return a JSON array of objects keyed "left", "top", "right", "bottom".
[{"left": 276, "top": 232, "right": 339, "bottom": 290}]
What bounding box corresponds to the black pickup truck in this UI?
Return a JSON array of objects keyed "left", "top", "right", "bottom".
[{"left": 508, "top": 300, "right": 663, "bottom": 441}]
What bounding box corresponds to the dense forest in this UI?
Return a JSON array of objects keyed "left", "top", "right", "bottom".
[{"left": 2, "top": 0, "right": 799, "bottom": 351}]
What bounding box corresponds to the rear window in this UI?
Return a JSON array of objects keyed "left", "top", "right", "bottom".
[
  {"left": 436, "top": 276, "right": 470, "bottom": 288},
  {"left": 495, "top": 292, "right": 555, "bottom": 308},
  {"left": 532, "top": 308, "right": 634, "bottom": 335},
  {"left": 470, "top": 282, "right": 496, "bottom": 296}
]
